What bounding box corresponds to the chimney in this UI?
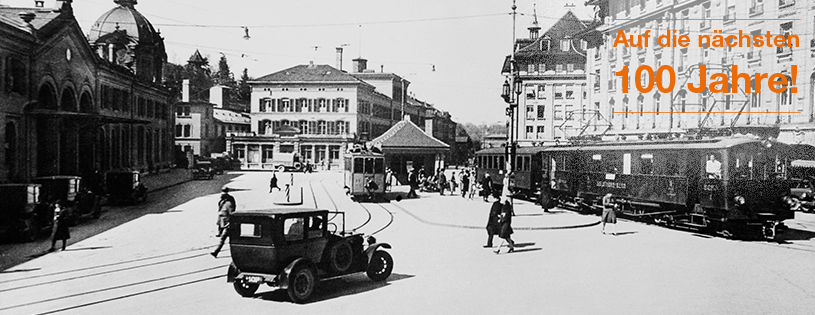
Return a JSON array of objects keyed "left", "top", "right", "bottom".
[
  {"left": 380, "top": 65, "right": 384, "bottom": 73},
  {"left": 403, "top": 115, "right": 411, "bottom": 122},
  {"left": 352, "top": 57, "right": 367, "bottom": 73},
  {"left": 182, "top": 79, "right": 190, "bottom": 102},
  {"left": 424, "top": 118, "right": 434, "bottom": 137},
  {"left": 335, "top": 47, "right": 343, "bottom": 71},
  {"left": 210, "top": 85, "right": 224, "bottom": 108},
  {"left": 35, "top": 1, "right": 45, "bottom": 7}
]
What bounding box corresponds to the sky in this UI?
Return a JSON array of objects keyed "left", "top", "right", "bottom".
[{"left": 7, "top": 0, "right": 594, "bottom": 124}]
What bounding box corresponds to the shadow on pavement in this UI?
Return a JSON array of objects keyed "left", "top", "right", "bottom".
[
  {"left": 497, "top": 247, "right": 542, "bottom": 254},
  {"left": 614, "top": 231, "right": 638, "bottom": 236},
  {"left": 255, "top": 273, "right": 414, "bottom": 303},
  {"left": 0, "top": 268, "right": 40, "bottom": 274},
  {"left": 775, "top": 228, "right": 815, "bottom": 242},
  {"left": 63, "top": 246, "right": 112, "bottom": 252}
]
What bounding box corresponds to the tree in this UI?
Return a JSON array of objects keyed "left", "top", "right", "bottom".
[
  {"left": 161, "top": 55, "right": 214, "bottom": 102},
  {"left": 213, "top": 54, "right": 236, "bottom": 87},
  {"left": 236, "top": 68, "right": 252, "bottom": 105}
]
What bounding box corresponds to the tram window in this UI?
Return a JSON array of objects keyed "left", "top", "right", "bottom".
[
  {"left": 374, "top": 158, "right": 384, "bottom": 173},
  {"left": 705, "top": 153, "right": 722, "bottom": 179},
  {"left": 524, "top": 156, "right": 531, "bottom": 171},
  {"left": 588, "top": 154, "right": 602, "bottom": 172},
  {"left": 602, "top": 154, "right": 621, "bottom": 173},
  {"left": 732, "top": 152, "right": 753, "bottom": 180},
  {"left": 354, "top": 158, "right": 364, "bottom": 173},
  {"left": 640, "top": 153, "right": 654, "bottom": 175},
  {"left": 516, "top": 156, "right": 524, "bottom": 171},
  {"left": 665, "top": 157, "right": 681, "bottom": 176},
  {"left": 365, "top": 158, "right": 374, "bottom": 173},
  {"left": 498, "top": 156, "right": 505, "bottom": 170}
]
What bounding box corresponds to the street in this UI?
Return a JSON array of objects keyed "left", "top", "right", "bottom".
[{"left": 1, "top": 171, "right": 815, "bottom": 315}]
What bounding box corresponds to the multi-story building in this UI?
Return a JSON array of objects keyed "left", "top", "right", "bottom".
[
  {"left": 0, "top": 0, "right": 173, "bottom": 182},
  {"left": 236, "top": 53, "right": 457, "bottom": 170},
  {"left": 174, "top": 83, "right": 250, "bottom": 158},
  {"left": 502, "top": 11, "right": 594, "bottom": 146},
  {"left": 582, "top": 0, "right": 815, "bottom": 143}
]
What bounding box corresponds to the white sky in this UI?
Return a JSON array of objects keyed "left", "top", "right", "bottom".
[{"left": 6, "top": 0, "right": 594, "bottom": 124}]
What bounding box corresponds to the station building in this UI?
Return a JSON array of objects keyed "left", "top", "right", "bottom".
[{"left": 0, "top": 0, "right": 173, "bottom": 183}]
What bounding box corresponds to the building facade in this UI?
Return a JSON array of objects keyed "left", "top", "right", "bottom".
[
  {"left": 0, "top": 0, "right": 173, "bottom": 183},
  {"left": 502, "top": 11, "right": 595, "bottom": 146},
  {"left": 237, "top": 55, "right": 457, "bottom": 170},
  {"left": 582, "top": 0, "right": 815, "bottom": 144}
]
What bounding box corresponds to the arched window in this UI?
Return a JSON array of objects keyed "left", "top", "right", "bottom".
[
  {"left": 750, "top": 77, "right": 761, "bottom": 108},
  {"left": 780, "top": 74, "right": 793, "bottom": 106},
  {"left": 653, "top": 93, "right": 661, "bottom": 115}
]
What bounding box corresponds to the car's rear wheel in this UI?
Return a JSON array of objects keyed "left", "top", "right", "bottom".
[
  {"left": 233, "top": 278, "right": 260, "bottom": 297},
  {"left": 287, "top": 264, "right": 316, "bottom": 303},
  {"left": 325, "top": 239, "right": 353, "bottom": 274},
  {"left": 366, "top": 250, "right": 393, "bottom": 282},
  {"left": 277, "top": 165, "right": 285, "bottom": 173}
]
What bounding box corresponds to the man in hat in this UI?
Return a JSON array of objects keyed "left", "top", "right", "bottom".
[{"left": 212, "top": 187, "right": 236, "bottom": 257}]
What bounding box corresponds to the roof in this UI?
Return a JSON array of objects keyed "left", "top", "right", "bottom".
[
  {"left": 791, "top": 160, "right": 815, "bottom": 169},
  {"left": 234, "top": 208, "right": 329, "bottom": 216},
  {"left": 253, "top": 64, "right": 366, "bottom": 84},
  {"left": 368, "top": 119, "right": 450, "bottom": 149},
  {"left": 213, "top": 108, "right": 250, "bottom": 124},
  {"left": 87, "top": 1, "right": 162, "bottom": 45},
  {"left": 188, "top": 49, "right": 206, "bottom": 64},
  {"left": 0, "top": 6, "right": 64, "bottom": 32},
  {"left": 476, "top": 146, "right": 549, "bottom": 155},
  {"left": 544, "top": 137, "right": 774, "bottom": 153}
]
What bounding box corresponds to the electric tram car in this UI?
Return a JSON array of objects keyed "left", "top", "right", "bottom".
[
  {"left": 545, "top": 137, "right": 794, "bottom": 239},
  {"left": 474, "top": 146, "right": 548, "bottom": 199},
  {"left": 343, "top": 149, "right": 386, "bottom": 201}
]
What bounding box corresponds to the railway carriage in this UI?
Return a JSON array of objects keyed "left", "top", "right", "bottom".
[
  {"left": 343, "top": 149, "right": 386, "bottom": 201},
  {"left": 474, "top": 146, "right": 547, "bottom": 199},
  {"left": 544, "top": 137, "right": 794, "bottom": 239}
]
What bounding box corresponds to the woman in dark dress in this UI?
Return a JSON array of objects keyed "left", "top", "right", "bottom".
[
  {"left": 481, "top": 173, "right": 493, "bottom": 202},
  {"left": 485, "top": 196, "right": 502, "bottom": 248},
  {"left": 601, "top": 193, "right": 617, "bottom": 235},
  {"left": 496, "top": 200, "right": 515, "bottom": 253},
  {"left": 50, "top": 200, "right": 70, "bottom": 251}
]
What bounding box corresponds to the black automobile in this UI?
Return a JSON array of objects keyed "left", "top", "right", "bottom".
[
  {"left": 33, "top": 176, "right": 101, "bottom": 222},
  {"left": 0, "top": 184, "right": 53, "bottom": 241},
  {"left": 106, "top": 170, "right": 148, "bottom": 205},
  {"left": 192, "top": 160, "right": 216, "bottom": 180},
  {"left": 226, "top": 208, "right": 393, "bottom": 303}
]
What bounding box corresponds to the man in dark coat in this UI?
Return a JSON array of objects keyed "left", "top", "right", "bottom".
[
  {"left": 461, "top": 171, "right": 470, "bottom": 198},
  {"left": 485, "top": 196, "right": 502, "bottom": 248},
  {"left": 438, "top": 171, "right": 447, "bottom": 196},
  {"left": 49, "top": 200, "right": 70, "bottom": 252},
  {"left": 540, "top": 176, "right": 552, "bottom": 213},
  {"left": 269, "top": 173, "right": 280, "bottom": 193},
  {"left": 481, "top": 173, "right": 493, "bottom": 202}
]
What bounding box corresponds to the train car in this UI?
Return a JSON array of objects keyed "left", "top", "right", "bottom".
[
  {"left": 343, "top": 149, "right": 386, "bottom": 201},
  {"left": 474, "top": 146, "right": 547, "bottom": 199},
  {"left": 542, "top": 137, "right": 794, "bottom": 239}
]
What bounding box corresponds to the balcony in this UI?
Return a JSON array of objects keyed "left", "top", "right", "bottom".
[
  {"left": 723, "top": 12, "right": 735, "bottom": 24},
  {"left": 749, "top": 4, "right": 764, "bottom": 16}
]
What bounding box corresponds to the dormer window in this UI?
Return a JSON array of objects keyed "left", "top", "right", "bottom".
[
  {"left": 541, "top": 35, "right": 551, "bottom": 51},
  {"left": 561, "top": 39, "right": 571, "bottom": 52}
]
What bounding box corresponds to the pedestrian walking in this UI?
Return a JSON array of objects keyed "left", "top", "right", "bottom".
[
  {"left": 495, "top": 198, "right": 516, "bottom": 253},
  {"left": 461, "top": 171, "right": 470, "bottom": 198},
  {"left": 49, "top": 200, "right": 70, "bottom": 252},
  {"left": 407, "top": 169, "right": 419, "bottom": 198},
  {"left": 601, "top": 193, "right": 617, "bottom": 235},
  {"left": 481, "top": 173, "right": 493, "bottom": 202},
  {"left": 365, "top": 176, "right": 379, "bottom": 201},
  {"left": 501, "top": 171, "right": 513, "bottom": 202},
  {"left": 484, "top": 196, "right": 502, "bottom": 248},
  {"left": 212, "top": 187, "right": 237, "bottom": 257},
  {"left": 540, "top": 176, "right": 552, "bottom": 213},
  {"left": 269, "top": 173, "right": 280, "bottom": 193},
  {"left": 438, "top": 171, "right": 447, "bottom": 195},
  {"left": 450, "top": 171, "right": 458, "bottom": 194}
]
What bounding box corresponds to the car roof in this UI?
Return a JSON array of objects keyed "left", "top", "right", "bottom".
[{"left": 233, "top": 208, "right": 330, "bottom": 216}]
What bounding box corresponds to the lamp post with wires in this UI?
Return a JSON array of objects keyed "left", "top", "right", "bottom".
[{"left": 501, "top": 0, "right": 521, "bottom": 172}]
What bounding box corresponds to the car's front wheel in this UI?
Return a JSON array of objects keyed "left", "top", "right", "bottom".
[
  {"left": 233, "top": 278, "right": 260, "bottom": 297},
  {"left": 287, "top": 264, "right": 316, "bottom": 303},
  {"left": 366, "top": 250, "right": 393, "bottom": 282}
]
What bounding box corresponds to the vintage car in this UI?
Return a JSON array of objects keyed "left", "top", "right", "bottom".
[
  {"left": 192, "top": 160, "right": 216, "bottom": 180},
  {"left": 33, "top": 176, "right": 101, "bottom": 222},
  {"left": 226, "top": 208, "right": 393, "bottom": 303},
  {"left": 106, "top": 170, "right": 148, "bottom": 205},
  {"left": 0, "top": 184, "right": 52, "bottom": 241}
]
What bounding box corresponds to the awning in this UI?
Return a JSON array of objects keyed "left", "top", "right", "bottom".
[{"left": 791, "top": 160, "right": 815, "bottom": 168}]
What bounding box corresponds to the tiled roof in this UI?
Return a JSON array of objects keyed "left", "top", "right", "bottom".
[
  {"left": 213, "top": 108, "right": 250, "bottom": 124},
  {"left": 369, "top": 119, "right": 449, "bottom": 149},
  {"left": 254, "top": 64, "right": 365, "bottom": 83},
  {"left": 0, "top": 6, "right": 63, "bottom": 32}
]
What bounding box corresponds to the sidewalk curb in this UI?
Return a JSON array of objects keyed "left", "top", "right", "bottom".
[{"left": 391, "top": 203, "right": 601, "bottom": 230}]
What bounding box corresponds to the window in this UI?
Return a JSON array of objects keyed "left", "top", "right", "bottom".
[
  {"left": 536, "top": 126, "right": 544, "bottom": 133},
  {"left": 750, "top": 0, "right": 763, "bottom": 15},
  {"left": 751, "top": 78, "right": 761, "bottom": 108},
  {"left": 778, "top": 22, "right": 793, "bottom": 56},
  {"left": 527, "top": 64, "right": 535, "bottom": 73},
  {"left": 262, "top": 145, "right": 274, "bottom": 162},
  {"left": 567, "top": 64, "right": 574, "bottom": 72},
  {"left": 537, "top": 105, "right": 545, "bottom": 119},
  {"left": 526, "top": 106, "right": 535, "bottom": 120},
  {"left": 284, "top": 218, "right": 305, "bottom": 241},
  {"left": 724, "top": 3, "right": 735, "bottom": 23},
  {"left": 565, "top": 90, "right": 574, "bottom": 99},
  {"left": 779, "top": 0, "right": 795, "bottom": 8},
  {"left": 319, "top": 121, "right": 327, "bottom": 134},
  {"left": 183, "top": 125, "right": 191, "bottom": 137},
  {"left": 748, "top": 30, "right": 762, "bottom": 60},
  {"left": 175, "top": 124, "right": 182, "bottom": 137},
  {"left": 5, "top": 56, "right": 26, "bottom": 94},
  {"left": 556, "top": 64, "right": 564, "bottom": 72},
  {"left": 780, "top": 75, "right": 794, "bottom": 106},
  {"left": 538, "top": 64, "right": 546, "bottom": 72},
  {"left": 279, "top": 144, "right": 294, "bottom": 153},
  {"left": 640, "top": 153, "right": 654, "bottom": 175},
  {"left": 239, "top": 223, "right": 261, "bottom": 238},
  {"left": 300, "top": 120, "right": 309, "bottom": 134},
  {"left": 526, "top": 126, "right": 533, "bottom": 133},
  {"left": 537, "top": 85, "right": 546, "bottom": 99}
]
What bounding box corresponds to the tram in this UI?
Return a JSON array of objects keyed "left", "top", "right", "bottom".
[
  {"left": 474, "top": 146, "right": 548, "bottom": 199},
  {"left": 544, "top": 137, "right": 794, "bottom": 239},
  {"left": 343, "top": 148, "right": 386, "bottom": 201}
]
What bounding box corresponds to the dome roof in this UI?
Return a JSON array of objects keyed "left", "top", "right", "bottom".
[{"left": 87, "top": 1, "right": 161, "bottom": 45}]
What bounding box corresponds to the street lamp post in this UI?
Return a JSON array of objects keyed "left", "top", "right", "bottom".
[{"left": 501, "top": 0, "right": 520, "bottom": 173}]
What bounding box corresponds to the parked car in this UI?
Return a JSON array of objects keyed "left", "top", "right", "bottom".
[
  {"left": 106, "top": 170, "right": 147, "bottom": 205},
  {"left": 226, "top": 208, "right": 393, "bottom": 303},
  {"left": 0, "top": 184, "right": 52, "bottom": 241},
  {"left": 33, "top": 176, "right": 101, "bottom": 222},
  {"left": 192, "top": 160, "right": 215, "bottom": 180}
]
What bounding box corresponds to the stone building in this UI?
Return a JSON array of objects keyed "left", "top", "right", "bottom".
[
  {"left": 580, "top": 0, "right": 815, "bottom": 143},
  {"left": 502, "top": 11, "right": 594, "bottom": 146},
  {"left": 0, "top": 0, "right": 173, "bottom": 183}
]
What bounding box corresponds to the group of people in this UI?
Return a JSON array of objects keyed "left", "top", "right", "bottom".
[{"left": 405, "top": 166, "right": 486, "bottom": 199}]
